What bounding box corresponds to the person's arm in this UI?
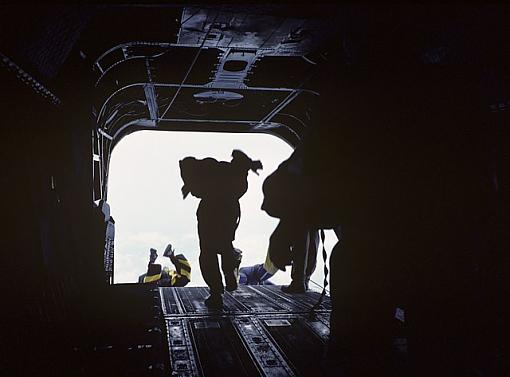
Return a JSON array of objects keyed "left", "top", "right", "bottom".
[
  {"left": 250, "top": 160, "right": 263, "bottom": 175},
  {"left": 181, "top": 185, "right": 190, "bottom": 199}
]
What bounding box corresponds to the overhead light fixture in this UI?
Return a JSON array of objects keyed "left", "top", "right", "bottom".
[{"left": 193, "top": 90, "right": 244, "bottom": 104}]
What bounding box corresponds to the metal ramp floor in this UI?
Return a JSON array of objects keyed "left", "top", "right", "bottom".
[{"left": 160, "top": 285, "right": 331, "bottom": 377}]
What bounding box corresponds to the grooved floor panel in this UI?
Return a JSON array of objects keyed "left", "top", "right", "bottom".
[{"left": 161, "top": 286, "right": 331, "bottom": 377}]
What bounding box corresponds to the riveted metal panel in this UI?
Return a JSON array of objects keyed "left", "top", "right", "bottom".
[
  {"left": 166, "top": 318, "right": 201, "bottom": 377},
  {"left": 258, "top": 315, "right": 327, "bottom": 377},
  {"left": 233, "top": 316, "right": 295, "bottom": 377},
  {"left": 188, "top": 317, "right": 260, "bottom": 377},
  {"left": 160, "top": 287, "right": 183, "bottom": 315}
]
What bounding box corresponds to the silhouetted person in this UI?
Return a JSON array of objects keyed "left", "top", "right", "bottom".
[
  {"left": 261, "top": 146, "right": 321, "bottom": 293},
  {"left": 138, "top": 244, "right": 191, "bottom": 287},
  {"left": 179, "top": 150, "right": 262, "bottom": 309}
]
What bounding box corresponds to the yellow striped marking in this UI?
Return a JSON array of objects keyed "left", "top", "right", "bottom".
[
  {"left": 177, "top": 259, "right": 191, "bottom": 268},
  {"left": 143, "top": 273, "right": 161, "bottom": 283},
  {"left": 180, "top": 269, "right": 191, "bottom": 280}
]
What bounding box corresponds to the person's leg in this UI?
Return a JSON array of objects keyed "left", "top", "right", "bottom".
[
  {"left": 232, "top": 248, "right": 243, "bottom": 285},
  {"left": 291, "top": 232, "right": 309, "bottom": 286},
  {"left": 199, "top": 247, "right": 224, "bottom": 309},
  {"left": 144, "top": 263, "right": 162, "bottom": 283},
  {"left": 305, "top": 229, "right": 320, "bottom": 290},
  {"left": 220, "top": 207, "right": 241, "bottom": 292},
  {"left": 197, "top": 203, "right": 224, "bottom": 308},
  {"left": 199, "top": 238, "right": 224, "bottom": 297},
  {"left": 221, "top": 243, "right": 237, "bottom": 292},
  {"left": 283, "top": 225, "right": 310, "bottom": 293},
  {"left": 149, "top": 248, "right": 158, "bottom": 264}
]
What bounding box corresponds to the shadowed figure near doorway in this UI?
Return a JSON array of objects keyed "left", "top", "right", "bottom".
[{"left": 179, "top": 150, "right": 262, "bottom": 309}]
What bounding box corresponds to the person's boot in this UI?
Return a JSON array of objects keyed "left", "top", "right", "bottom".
[
  {"left": 281, "top": 280, "right": 306, "bottom": 294},
  {"left": 225, "top": 273, "right": 238, "bottom": 292},
  {"left": 225, "top": 282, "right": 238, "bottom": 292},
  {"left": 204, "top": 294, "right": 223, "bottom": 310},
  {"left": 149, "top": 248, "right": 158, "bottom": 263}
]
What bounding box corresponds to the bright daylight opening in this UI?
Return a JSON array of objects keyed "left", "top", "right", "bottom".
[{"left": 108, "top": 130, "right": 337, "bottom": 288}]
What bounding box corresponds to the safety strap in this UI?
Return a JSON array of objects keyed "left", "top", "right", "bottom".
[{"left": 309, "top": 229, "right": 329, "bottom": 317}]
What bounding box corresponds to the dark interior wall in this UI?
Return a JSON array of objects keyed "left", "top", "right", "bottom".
[
  {"left": 313, "top": 54, "right": 510, "bottom": 377},
  {"left": 290, "top": 10, "right": 510, "bottom": 371},
  {"left": 0, "top": 69, "right": 67, "bottom": 374},
  {"left": 0, "top": 7, "right": 182, "bottom": 375},
  {"left": 0, "top": 33, "right": 108, "bottom": 377}
]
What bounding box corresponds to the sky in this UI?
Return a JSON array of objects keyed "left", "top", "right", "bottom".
[{"left": 108, "top": 130, "right": 337, "bottom": 289}]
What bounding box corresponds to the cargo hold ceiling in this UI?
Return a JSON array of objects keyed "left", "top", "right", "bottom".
[
  {"left": 3, "top": 4, "right": 510, "bottom": 203},
  {"left": 91, "top": 5, "right": 339, "bottom": 145}
]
